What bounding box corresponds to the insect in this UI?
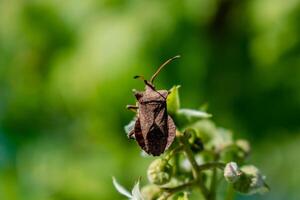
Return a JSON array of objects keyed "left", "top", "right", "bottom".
[{"left": 127, "top": 55, "right": 180, "bottom": 156}]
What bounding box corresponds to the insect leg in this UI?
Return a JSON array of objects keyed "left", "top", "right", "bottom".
[
  {"left": 128, "top": 129, "right": 135, "bottom": 139},
  {"left": 126, "top": 105, "right": 138, "bottom": 112}
]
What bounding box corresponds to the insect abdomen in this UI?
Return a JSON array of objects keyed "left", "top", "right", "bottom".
[{"left": 146, "top": 123, "right": 168, "bottom": 156}]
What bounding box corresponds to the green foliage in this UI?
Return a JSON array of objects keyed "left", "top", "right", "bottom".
[
  {"left": 116, "top": 86, "right": 269, "bottom": 200},
  {"left": 167, "top": 86, "right": 181, "bottom": 115},
  {"left": 167, "top": 86, "right": 212, "bottom": 130}
]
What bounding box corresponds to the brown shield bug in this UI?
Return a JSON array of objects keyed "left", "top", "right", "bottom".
[{"left": 127, "top": 55, "right": 180, "bottom": 156}]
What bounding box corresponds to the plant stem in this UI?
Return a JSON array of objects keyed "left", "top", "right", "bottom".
[
  {"left": 198, "top": 162, "right": 225, "bottom": 171},
  {"left": 159, "top": 181, "right": 196, "bottom": 200},
  {"left": 207, "top": 155, "right": 220, "bottom": 200},
  {"left": 207, "top": 168, "right": 217, "bottom": 200},
  {"left": 162, "top": 180, "right": 197, "bottom": 193},
  {"left": 179, "top": 136, "right": 198, "bottom": 179},
  {"left": 225, "top": 184, "right": 235, "bottom": 200},
  {"left": 178, "top": 131, "right": 209, "bottom": 199}
]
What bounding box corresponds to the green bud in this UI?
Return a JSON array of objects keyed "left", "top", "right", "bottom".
[
  {"left": 147, "top": 159, "right": 173, "bottom": 185},
  {"left": 236, "top": 139, "right": 251, "bottom": 154},
  {"left": 233, "top": 165, "right": 269, "bottom": 195},
  {"left": 187, "top": 128, "right": 204, "bottom": 153},
  {"left": 167, "top": 85, "right": 181, "bottom": 115},
  {"left": 224, "top": 162, "right": 242, "bottom": 183},
  {"left": 141, "top": 184, "right": 161, "bottom": 200},
  {"left": 213, "top": 128, "right": 233, "bottom": 151},
  {"left": 224, "top": 163, "right": 269, "bottom": 195}
]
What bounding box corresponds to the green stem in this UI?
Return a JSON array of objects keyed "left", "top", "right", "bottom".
[
  {"left": 198, "top": 162, "right": 225, "bottom": 171},
  {"left": 207, "top": 155, "right": 220, "bottom": 200},
  {"left": 162, "top": 180, "right": 197, "bottom": 194},
  {"left": 225, "top": 184, "right": 235, "bottom": 200},
  {"left": 179, "top": 137, "right": 198, "bottom": 179},
  {"left": 178, "top": 131, "right": 209, "bottom": 199},
  {"left": 208, "top": 168, "right": 217, "bottom": 200}
]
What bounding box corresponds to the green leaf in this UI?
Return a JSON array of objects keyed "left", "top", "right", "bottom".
[
  {"left": 175, "top": 108, "right": 212, "bottom": 128},
  {"left": 177, "top": 109, "right": 212, "bottom": 119},
  {"left": 167, "top": 85, "right": 181, "bottom": 115},
  {"left": 112, "top": 177, "right": 132, "bottom": 198}
]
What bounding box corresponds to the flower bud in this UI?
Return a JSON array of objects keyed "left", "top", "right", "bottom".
[
  {"left": 147, "top": 158, "right": 173, "bottom": 185},
  {"left": 141, "top": 184, "right": 161, "bottom": 200},
  {"left": 236, "top": 139, "right": 250, "bottom": 154},
  {"left": 187, "top": 128, "right": 204, "bottom": 153},
  {"left": 224, "top": 162, "right": 242, "bottom": 183},
  {"left": 233, "top": 165, "right": 269, "bottom": 195},
  {"left": 224, "top": 163, "right": 269, "bottom": 195}
]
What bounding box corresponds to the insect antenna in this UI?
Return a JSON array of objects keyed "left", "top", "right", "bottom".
[
  {"left": 150, "top": 55, "right": 181, "bottom": 84},
  {"left": 133, "top": 75, "right": 146, "bottom": 81}
]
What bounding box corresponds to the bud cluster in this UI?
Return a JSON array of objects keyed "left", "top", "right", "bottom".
[
  {"left": 147, "top": 158, "right": 173, "bottom": 185},
  {"left": 116, "top": 85, "right": 269, "bottom": 200}
]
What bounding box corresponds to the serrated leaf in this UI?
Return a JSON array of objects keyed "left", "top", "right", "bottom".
[
  {"left": 124, "top": 118, "right": 136, "bottom": 135},
  {"left": 112, "top": 177, "right": 132, "bottom": 198},
  {"left": 131, "top": 179, "right": 144, "bottom": 200},
  {"left": 167, "top": 85, "right": 181, "bottom": 115}
]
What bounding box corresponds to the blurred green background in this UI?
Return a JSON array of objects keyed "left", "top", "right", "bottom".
[{"left": 0, "top": 0, "right": 299, "bottom": 199}]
